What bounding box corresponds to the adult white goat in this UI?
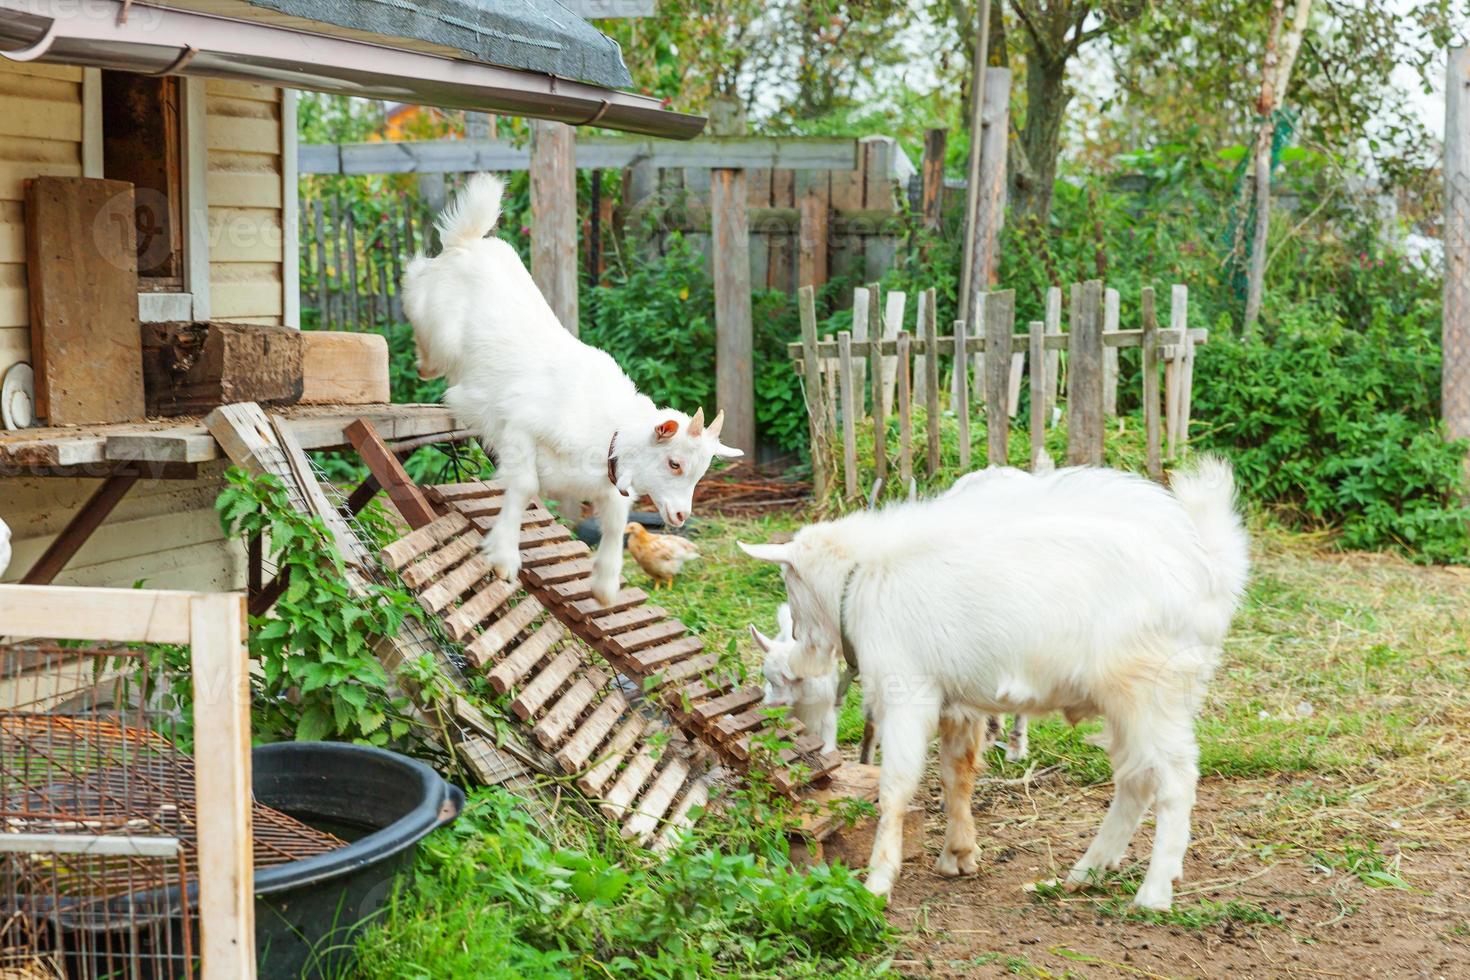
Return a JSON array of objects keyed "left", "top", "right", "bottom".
[
  {"left": 402, "top": 174, "right": 742, "bottom": 605},
  {"left": 740, "top": 459, "right": 1249, "bottom": 910}
]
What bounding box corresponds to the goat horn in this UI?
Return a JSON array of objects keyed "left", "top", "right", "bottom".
[
  {"left": 688, "top": 406, "right": 705, "bottom": 436},
  {"left": 706, "top": 409, "right": 725, "bottom": 438}
]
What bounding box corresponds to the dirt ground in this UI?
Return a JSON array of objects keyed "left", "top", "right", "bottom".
[{"left": 885, "top": 773, "right": 1470, "bottom": 978}]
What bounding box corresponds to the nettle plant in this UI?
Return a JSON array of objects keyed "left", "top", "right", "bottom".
[{"left": 216, "top": 468, "right": 424, "bottom": 745}]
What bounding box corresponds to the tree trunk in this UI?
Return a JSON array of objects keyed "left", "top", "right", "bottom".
[{"left": 1011, "top": 52, "right": 1070, "bottom": 231}]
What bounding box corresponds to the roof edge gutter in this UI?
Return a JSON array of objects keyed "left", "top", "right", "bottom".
[{"left": 0, "top": 0, "right": 704, "bottom": 140}]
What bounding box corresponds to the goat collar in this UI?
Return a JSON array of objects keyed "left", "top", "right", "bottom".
[
  {"left": 607, "top": 433, "right": 629, "bottom": 497},
  {"left": 838, "top": 566, "right": 860, "bottom": 674}
]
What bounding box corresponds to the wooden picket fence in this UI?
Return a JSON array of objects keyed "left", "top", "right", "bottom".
[
  {"left": 788, "top": 280, "right": 1207, "bottom": 500},
  {"left": 300, "top": 191, "right": 440, "bottom": 331}
]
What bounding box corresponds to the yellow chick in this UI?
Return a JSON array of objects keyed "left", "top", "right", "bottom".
[{"left": 624, "top": 522, "right": 700, "bottom": 590}]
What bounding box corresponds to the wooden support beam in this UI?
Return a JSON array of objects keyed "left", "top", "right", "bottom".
[
  {"left": 20, "top": 474, "right": 138, "bottom": 585},
  {"left": 712, "top": 166, "right": 755, "bottom": 456},
  {"left": 530, "top": 120, "right": 579, "bottom": 334},
  {"left": 346, "top": 418, "right": 437, "bottom": 530},
  {"left": 798, "top": 186, "right": 829, "bottom": 288}
]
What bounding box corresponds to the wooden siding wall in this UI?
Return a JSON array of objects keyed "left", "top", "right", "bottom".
[
  {"left": 206, "top": 80, "right": 286, "bottom": 325},
  {"left": 0, "top": 61, "right": 85, "bottom": 381},
  {"left": 1, "top": 463, "right": 245, "bottom": 590}
]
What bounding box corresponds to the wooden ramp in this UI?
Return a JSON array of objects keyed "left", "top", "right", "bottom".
[{"left": 381, "top": 481, "right": 845, "bottom": 824}]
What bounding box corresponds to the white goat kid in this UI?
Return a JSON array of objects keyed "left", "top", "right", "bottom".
[
  {"left": 741, "top": 459, "right": 1249, "bottom": 910},
  {"left": 402, "top": 174, "right": 742, "bottom": 605},
  {"left": 750, "top": 603, "right": 840, "bottom": 753}
]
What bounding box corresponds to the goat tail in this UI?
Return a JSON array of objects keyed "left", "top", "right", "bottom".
[
  {"left": 434, "top": 172, "right": 505, "bottom": 250},
  {"left": 1171, "top": 455, "right": 1250, "bottom": 610}
]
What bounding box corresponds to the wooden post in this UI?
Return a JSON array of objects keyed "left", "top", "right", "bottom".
[
  {"left": 957, "top": 0, "right": 993, "bottom": 327},
  {"left": 345, "top": 205, "right": 360, "bottom": 327},
  {"left": 963, "top": 67, "right": 1012, "bottom": 327},
  {"left": 1067, "top": 280, "right": 1105, "bottom": 466},
  {"left": 799, "top": 285, "right": 828, "bottom": 498},
  {"left": 853, "top": 286, "right": 871, "bottom": 402},
  {"left": 870, "top": 295, "right": 888, "bottom": 485},
  {"left": 191, "top": 592, "right": 255, "bottom": 980},
  {"left": 922, "top": 290, "right": 941, "bottom": 477},
  {"left": 954, "top": 318, "right": 970, "bottom": 472},
  {"left": 1043, "top": 285, "right": 1062, "bottom": 424},
  {"left": 1102, "top": 286, "right": 1121, "bottom": 416},
  {"left": 880, "top": 290, "right": 906, "bottom": 415},
  {"left": 897, "top": 331, "right": 913, "bottom": 487},
  {"left": 530, "top": 120, "right": 579, "bottom": 334},
  {"left": 1167, "top": 284, "right": 1189, "bottom": 459},
  {"left": 984, "top": 290, "right": 1015, "bottom": 467},
  {"left": 912, "top": 290, "right": 930, "bottom": 406},
  {"left": 1445, "top": 45, "right": 1470, "bottom": 483},
  {"left": 838, "top": 331, "right": 858, "bottom": 500},
  {"left": 1028, "top": 320, "right": 1047, "bottom": 470},
  {"left": 312, "top": 197, "right": 326, "bottom": 327},
  {"left": 712, "top": 166, "right": 755, "bottom": 457},
  {"left": 1142, "top": 287, "right": 1163, "bottom": 481},
  {"left": 329, "top": 196, "right": 344, "bottom": 329}
]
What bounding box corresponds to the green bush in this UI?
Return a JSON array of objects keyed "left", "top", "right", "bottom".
[{"left": 1191, "top": 306, "right": 1470, "bottom": 563}]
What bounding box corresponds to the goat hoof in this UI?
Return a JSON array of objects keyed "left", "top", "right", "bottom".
[
  {"left": 1062, "top": 868, "right": 1096, "bottom": 893},
  {"left": 863, "top": 869, "right": 896, "bottom": 898},
  {"left": 935, "top": 849, "right": 978, "bottom": 877},
  {"left": 590, "top": 575, "right": 619, "bottom": 606},
  {"left": 1004, "top": 744, "right": 1028, "bottom": 763},
  {"left": 1132, "top": 882, "right": 1173, "bottom": 912}
]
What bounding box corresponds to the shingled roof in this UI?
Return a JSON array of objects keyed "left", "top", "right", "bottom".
[{"left": 240, "top": 0, "right": 634, "bottom": 88}]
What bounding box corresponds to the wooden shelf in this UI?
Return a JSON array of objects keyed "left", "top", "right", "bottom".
[{"left": 0, "top": 404, "right": 457, "bottom": 473}]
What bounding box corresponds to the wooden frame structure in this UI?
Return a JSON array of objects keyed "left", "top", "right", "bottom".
[{"left": 0, "top": 584, "right": 255, "bottom": 980}]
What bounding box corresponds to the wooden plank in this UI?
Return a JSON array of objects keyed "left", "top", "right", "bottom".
[
  {"left": 25, "top": 177, "right": 144, "bottom": 425},
  {"left": 445, "top": 579, "right": 517, "bottom": 641},
  {"left": 401, "top": 535, "right": 477, "bottom": 590},
  {"left": 1067, "top": 281, "right": 1106, "bottom": 466},
  {"left": 1169, "top": 284, "right": 1190, "bottom": 459},
  {"left": 1141, "top": 288, "right": 1162, "bottom": 481},
  {"left": 837, "top": 330, "right": 857, "bottom": 499},
  {"left": 0, "top": 584, "right": 193, "bottom": 644},
  {"left": 566, "top": 587, "right": 647, "bottom": 621},
  {"left": 1102, "top": 287, "right": 1121, "bottom": 416},
  {"left": 954, "top": 317, "right": 970, "bottom": 472},
  {"left": 521, "top": 539, "right": 590, "bottom": 568},
  {"left": 631, "top": 635, "right": 704, "bottom": 670},
  {"left": 646, "top": 652, "right": 719, "bottom": 686},
  {"left": 798, "top": 284, "right": 827, "bottom": 498},
  {"left": 347, "top": 417, "right": 436, "bottom": 530},
  {"left": 1028, "top": 320, "right": 1048, "bottom": 471},
  {"left": 852, "top": 286, "right": 870, "bottom": 409},
  {"left": 299, "top": 331, "right": 390, "bottom": 404},
  {"left": 510, "top": 648, "right": 580, "bottom": 721},
  {"left": 896, "top": 331, "right": 913, "bottom": 488},
  {"left": 578, "top": 715, "right": 648, "bottom": 796},
  {"left": 525, "top": 557, "right": 594, "bottom": 586},
  {"left": 692, "top": 686, "right": 764, "bottom": 721},
  {"left": 532, "top": 669, "right": 610, "bottom": 749},
  {"left": 467, "top": 598, "right": 547, "bottom": 670},
  {"left": 712, "top": 166, "right": 755, "bottom": 456},
  {"left": 586, "top": 604, "right": 667, "bottom": 639},
  {"left": 654, "top": 778, "right": 709, "bottom": 851},
  {"left": 600, "top": 740, "right": 661, "bottom": 817},
  {"left": 797, "top": 183, "right": 829, "bottom": 289},
  {"left": 879, "top": 290, "right": 905, "bottom": 415},
  {"left": 188, "top": 592, "right": 256, "bottom": 980},
  {"left": 984, "top": 290, "right": 1015, "bottom": 467},
  {"left": 419, "top": 555, "right": 492, "bottom": 614},
  {"left": 608, "top": 619, "right": 690, "bottom": 655},
  {"left": 484, "top": 619, "right": 563, "bottom": 693},
  {"left": 922, "top": 290, "right": 941, "bottom": 476},
  {"left": 555, "top": 692, "right": 628, "bottom": 771},
  {"left": 869, "top": 289, "right": 887, "bottom": 484},
  {"left": 622, "top": 757, "right": 690, "bottom": 841},
  {"left": 1044, "top": 286, "right": 1062, "bottom": 424},
  {"left": 920, "top": 128, "right": 947, "bottom": 238}
]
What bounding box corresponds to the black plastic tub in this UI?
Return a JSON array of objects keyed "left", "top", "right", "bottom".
[{"left": 252, "top": 742, "right": 465, "bottom": 979}]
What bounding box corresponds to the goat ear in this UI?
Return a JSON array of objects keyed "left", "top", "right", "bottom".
[
  {"left": 739, "top": 541, "right": 792, "bottom": 565},
  {"left": 711, "top": 442, "right": 744, "bottom": 459},
  {"left": 653, "top": 419, "right": 679, "bottom": 442},
  {"left": 748, "top": 624, "right": 773, "bottom": 653},
  {"left": 687, "top": 407, "right": 705, "bottom": 437}
]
